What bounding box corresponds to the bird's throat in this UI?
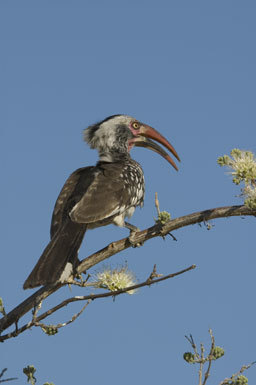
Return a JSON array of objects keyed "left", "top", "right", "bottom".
[{"left": 99, "top": 150, "right": 131, "bottom": 163}]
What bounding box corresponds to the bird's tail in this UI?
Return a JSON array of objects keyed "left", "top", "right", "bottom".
[{"left": 23, "top": 220, "right": 87, "bottom": 289}]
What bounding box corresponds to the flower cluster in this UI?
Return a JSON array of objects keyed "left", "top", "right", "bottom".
[
  {"left": 218, "top": 149, "right": 256, "bottom": 209},
  {"left": 231, "top": 375, "right": 248, "bottom": 385},
  {"left": 211, "top": 346, "right": 225, "bottom": 360},
  {"left": 92, "top": 266, "right": 137, "bottom": 295}
]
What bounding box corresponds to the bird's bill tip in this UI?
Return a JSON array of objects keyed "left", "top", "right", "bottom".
[{"left": 133, "top": 137, "right": 179, "bottom": 171}]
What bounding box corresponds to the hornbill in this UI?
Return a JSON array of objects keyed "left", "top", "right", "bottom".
[{"left": 23, "top": 115, "right": 180, "bottom": 289}]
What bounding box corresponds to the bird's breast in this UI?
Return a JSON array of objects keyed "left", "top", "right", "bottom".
[{"left": 121, "top": 161, "right": 145, "bottom": 208}]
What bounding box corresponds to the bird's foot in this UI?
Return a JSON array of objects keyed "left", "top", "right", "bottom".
[
  {"left": 66, "top": 274, "right": 89, "bottom": 287},
  {"left": 128, "top": 228, "right": 144, "bottom": 247},
  {"left": 129, "top": 230, "right": 143, "bottom": 247},
  {"left": 124, "top": 221, "right": 144, "bottom": 247}
]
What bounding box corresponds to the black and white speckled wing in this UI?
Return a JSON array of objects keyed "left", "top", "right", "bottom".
[
  {"left": 70, "top": 163, "right": 129, "bottom": 224},
  {"left": 50, "top": 166, "right": 95, "bottom": 238},
  {"left": 70, "top": 162, "right": 133, "bottom": 224}
]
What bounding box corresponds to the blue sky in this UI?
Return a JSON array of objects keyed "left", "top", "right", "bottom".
[{"left": 1, "top": 1, "right": 256, "bottom": 384}]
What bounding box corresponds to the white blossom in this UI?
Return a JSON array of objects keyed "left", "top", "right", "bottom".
[{"left": 92, "top": 266, "right": 137, "bottom": 295}]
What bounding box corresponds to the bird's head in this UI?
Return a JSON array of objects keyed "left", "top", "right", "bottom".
[{"left": 84, "top": 114, "right": 180, "bottom": 170}]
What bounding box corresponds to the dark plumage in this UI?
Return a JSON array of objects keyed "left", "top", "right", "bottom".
[{"left": 23, "top": 115, "right": 180, "bottom": 289}]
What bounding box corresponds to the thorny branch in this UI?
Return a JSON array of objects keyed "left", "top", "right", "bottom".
[
  {"left": 0, "top": 265, "right": 195, "bottom": 341},
  {"left": 0, "top": 204, "right": 255, "bottom": 338}
]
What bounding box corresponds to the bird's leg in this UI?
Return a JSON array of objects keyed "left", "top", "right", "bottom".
[
  {"left": 124, "top": 221, "right": 143, "bottom": 247},
  {"left": 124, "top": 221, "right": 139, "bottom": 232}
]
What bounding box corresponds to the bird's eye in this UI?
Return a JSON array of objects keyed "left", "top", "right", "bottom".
[{"left": 132, "top": 122, "right": 140, "bottom": 130}]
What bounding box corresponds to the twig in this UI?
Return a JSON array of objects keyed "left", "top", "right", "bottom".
[
  {"left": 155, "top": 192, "right": 161, "bottom": 216},
  {"left": 219, "top": 361, "right": 256, "bottom": 385},
  {"left": 35, "top": 300, "right": 91, "bottom": 333},
  {"left": 0, "top": 378, "right": 18, "bottom": 383},
  {"left": 0, "top": 370, "right": 7, "bottom": 379},
  {"left": 199, "top": 343, "right": 204, "bottom": 385},
  {"left": 146, "top": 264, "right": 163, "bottom": 282},
  {"left": 185, "top": 329, "right": 217, "bottom": 385},
  {"left": 0, "top": 368, "right": 18, "bottom": 383},
  {"left": 202, "top": 329, "right": 215, "bottom": 385},
  {"left": 0, "top": 265, "right": 196, "bottom": 341}
]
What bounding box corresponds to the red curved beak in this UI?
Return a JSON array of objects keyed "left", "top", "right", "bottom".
[{"left": 135, "top": 124, "right": 180, "bottom": 171}]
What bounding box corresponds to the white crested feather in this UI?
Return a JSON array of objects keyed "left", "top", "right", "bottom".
[{"left": 84, "top": 115, "right": 134, "bottom": 158}]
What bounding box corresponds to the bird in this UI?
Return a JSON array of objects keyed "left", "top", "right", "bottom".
[{"left": 23, "top": 114, "right": 180, "bottom": 289}]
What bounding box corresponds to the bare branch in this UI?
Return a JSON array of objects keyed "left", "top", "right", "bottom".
[
  {"left": 0, "top": 204, "right": 255, "bottom": 336},
  {"left": 0, "top": 265, "right": 195, "bottom": 341},
  {"left": 77, "top": 205, "right": 256, "bottom": 275}
]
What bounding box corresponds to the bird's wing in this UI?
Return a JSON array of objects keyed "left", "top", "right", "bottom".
[
  {"left": 70, "top": 162, "right": 131, "bottom": 224},
  {"left": 50, "top": 166, "right": 95, "bottom": 238}
]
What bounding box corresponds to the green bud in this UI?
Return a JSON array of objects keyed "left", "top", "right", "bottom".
[
  {"left": 217, "top": 155, "right": 233, "bottom": 167},
  {"left": 231, "top": 375, "right": 248, "bottom": 385},
  {"left": 212, "top": 346, "right": 225, "bottom": 360},
  {"left": 183, "top": 352, "right": 195, "bottom": 363},
  {"left": 155, "top": 211, "right": 171, "bottom": 225},
  {"left": 23, "top": 365, "right": 36, "bottom": 384},
  {"left": 41, "top": 325, "right": 58, "bottom": 336}
]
